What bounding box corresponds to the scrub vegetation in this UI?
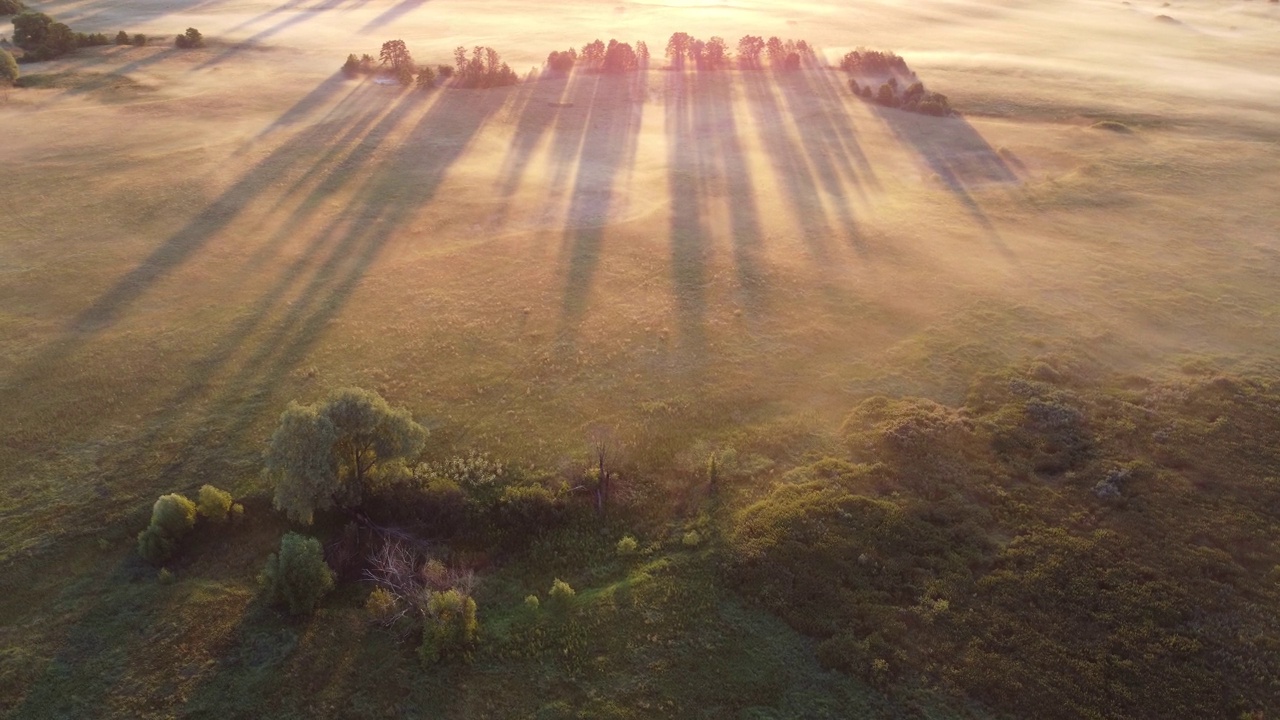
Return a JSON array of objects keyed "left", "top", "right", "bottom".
[{"left": 3, "top": 0, "right": 1280, "bottom": 717}]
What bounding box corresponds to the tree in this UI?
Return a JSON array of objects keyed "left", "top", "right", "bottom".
[
  {"left": 705, "top": 36, "right": 728, "bottom": 69},
  {"left": 765, "top": 36, "right": 785, "bottom": 65},
  {"left": 12, "top": 11, "right": 52, "bottom": 51},
  {"left": 415, "top": 64, "right": 434, "bottom": 90},
  {"left": 0, "top": 0, "right": 26, "bottom": 15},
  {"left": 136, "top": 493, "right": 198, "bottom": 563},
  {"left": 666, "top": 32, "right": 691, "bottom": 69},
  {"left": 688, "top": 38, "right": 705, "bottom": 69},
  {"left": 586, "top": 423, "right": 618, "bottom": 514},
  {"left": 737, "top": 35, "right": 764, "bottom": 68},
  {"left": 264, "top": 387, "right": 427, "bottom": 524},
  {"left": 546, "top": 48, "right": 576, "bottom": 74},
  {"left": 132, "top": 33, "right": 146, "bottom": 46},
  {"left": 261, "top": 532, "right": 335, "bottom": 615},
  {"left": 0, "top": 48, "right": 17, "bottom": 87},
  {"left": 601, "top": 39, "right": 638, "bottom": 74},
  {"left": 341, "top": 53, "right": 361, "bottom": 76},
  {"left": 379, "top": 38, "right": 412, "bottom": 81},
  {"left": 580, "top": 39, "right": 605, "bottom": 69},
  {"left": 636, "top": 40, "right": 649, "bottom": 65},
  {"left": 114, "top": 30, "right": 129, "bottom": 45}
]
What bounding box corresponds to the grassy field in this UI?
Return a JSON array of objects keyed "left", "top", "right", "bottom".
[{"left": 2, "top": 0, "right": 1280, "bottom": 716}]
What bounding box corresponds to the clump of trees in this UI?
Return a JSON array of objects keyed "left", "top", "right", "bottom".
[
  {"left": 263, "top": 387, "right": 427, "bottom": 525},
  {"left": 261, "top": 532, "right": 334, "bottom": 615},
  {"left": 666, "top": 33, "right": 809, "bottom": 71},
  {"left": 379, "top": 38, "right": 414, "bottom": 85},
  {"left": 341, "top": 52, "right": 376, "bottom": 76},
  {"left": 11, "top": 12, "right": 81, "bottom": 61},
  {"left": 113, "top": 30, "right": 145, "bottom": 47},
  {"left": 839, "top": 48, "right": 951, "bottom": 116},
  {"left": 453, "top": 45, "right": 518, "bottom": 88},
  {"left": 173, "top": 27, "right": 203, "bottom": 49},
  {"left": 136, "top": 484, "right": 242, "bottom": 563},
  {"left": 0, "top": 0, "right": 25, "bottom": 15},
  {"left": 578, "top": 38, "right": 643, "bottom": 74},
  {"left": 546, "top": 47, "right": 576, "bottom": 74},
  {"left": 849, "top": 75, "right": 952, "bottom": 116}
]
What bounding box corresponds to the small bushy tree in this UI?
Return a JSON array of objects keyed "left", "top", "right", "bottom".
[
  {"left": 131, "top": 33, "right": 146, "bottom": 46},
  {"left": 419, "top": 589, "right": 478, "bottom": 665},
  {"left": 261, "top": 532, "right": 334, "bottom": 615},
  {"left": 114, "top": 30, "right": 129, "bottom": 45},
  {"left": 415, "top": 64, "right": 434, "bottom": 90},
  {"left": 136, "top": 493, "right": 197, "bottom": 563},
  {"left": 0, "top": 48, "right": 17, "bottom": 87},
  {"left": 546, "top": 48, "right": 576, "bottom": 73},
  {"left": 197, "top": 484, "right": 233, "bottom": 523},
  {"left": 547, "top": 578, "right": 575, "bottom": 611}
]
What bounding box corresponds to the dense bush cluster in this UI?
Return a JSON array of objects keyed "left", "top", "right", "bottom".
[
  {"left": 452, "top": 45, "right": 518, "bottom": 88},
  {"left": 136, "top": 485, "right": 241, "bottom": 563},
  {"left": 838, "top": 50, "right": 952, "bottom": 116},
  {"left": 729, "top": 364, "right": 1280, "bottom": 718},
  {"left": 172, "top": 27, "right": 203, "bottom": 49}
]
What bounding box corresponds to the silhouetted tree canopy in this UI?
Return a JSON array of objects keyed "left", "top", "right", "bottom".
[
  {"left": 546, "top": 47, "right": 576, "bottom": 73},
  {"left": 453, "top": 45, "right": 518, "bottom": 88},
  {"left": 601, "top": 39, "right": 638, "bottom": 73},
  {"left": 737, "top": 35, "right": 764, "bottom": 68},
  {"left": 0, "top": 0, "right": 25, "bottom": 15},
  {"left": 173, "top": 27, "right": 203, "bottom": 49}
]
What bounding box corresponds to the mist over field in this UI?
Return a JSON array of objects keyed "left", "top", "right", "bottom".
[{"left": 2, "top": 0, "right": 1279, "bottom": 716}]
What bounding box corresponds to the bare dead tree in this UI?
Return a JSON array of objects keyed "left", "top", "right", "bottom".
[{"left": 586, "top": 423, "right": 618, "bottom": 515}]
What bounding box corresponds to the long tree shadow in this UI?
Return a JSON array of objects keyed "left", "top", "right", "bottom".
[
  {"left": 773, "top": 64, "right": 867, "bottom": 254},
  {"left": 873, "top": 105, "right": 1019, "bottom": 257},
  {"left": 664, "top": 69, "right": 709, "bottom": 354},
  {"left": 741, "top": 68, "right": 836, "bottom": 261},
  {"left": 142, "top": 87, "right": 502, "bottom": 471},
  {"left": 493, "top": 70, "right": 573, "bottom": 202},
  {"left": 557, "top": 71, "right": 645, "bottom": 339},
  {"left": 0, "top": 74, "right": 353, "bottom": 406},
  {"left": 359, "top": 0, "right": 430, "bottom": 32},
  {"left": 691, "top": 69, "right": 767, "bottom": 316}
]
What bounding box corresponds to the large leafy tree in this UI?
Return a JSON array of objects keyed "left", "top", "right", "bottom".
[
  {"left": 264, "top": 387, "right": 427, "bottom": 524},
  {"left": 11, "top": 11, "right": 52, "bottom": 50}
]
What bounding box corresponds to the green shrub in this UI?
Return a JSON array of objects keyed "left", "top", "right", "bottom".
[
  {"left": 681, "top": 530, "right": 702, "bottom": 547},
  {"left": 523, "top": 594, "right": 540, "bottom": 611},
  {"left": 157, "top": 568, "right": 175, "bottom": 585},
  {"left": 419, "top": 589, "right": 477, "bottom": 665},
  {"left": 151, "top": 493, "right": 197, "bottom": 537},
  {"left": 0, "top": 48, "right": 17, "bottom": 86},
  {"left": 547, "top": 578, "right": 575, "bottom": 611},
  {"left": 197, "top": 484, "right": 233, "bottom": 523},
  {"left": 261, "top": 533, "right": 334, "bottom": 615},
  {"left": 365, "top": 587, "right": 399, "bottom": 626},
  {"left": 495, "top": 484, "right": 561, "bottom": 538},
  {"left": 136, "top": 525, "right": 176, "bottom": 563},
  {"left": 616, "top": 535, "right": 638, "bottom": 556}
]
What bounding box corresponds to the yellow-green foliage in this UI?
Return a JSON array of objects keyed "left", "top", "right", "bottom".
[
  {"left": 264, "top": 388, "right": 427, "bottom": 524},
  {"left": 0, "top": 48, "right": 18, "bottom": 86},
  {"left": 616, "top": 535, "right": 638, "bottom": 556},
  {"left": 261, "top": 532, "right": 335, "bottom": 615},
  {"left": 419, "top": 589, "right": 478, "bottom": 666},
  {"left": 196, "top": 484, "right": 233, "bottom": 523},
  {"left": 136, "top": 493, "right": 198, "bottom": 563},
  {"left": 730, "top": 365, "right": 1280, "bottom": 718},
  {"left": 365, "top": 587, "right": 399, "bottom": 626},
  {"left": 547, "top": 578, "right": 575, "bottom": 611}
]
